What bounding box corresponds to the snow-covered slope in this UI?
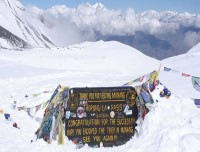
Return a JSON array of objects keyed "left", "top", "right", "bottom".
[
  {"left": 0, "top": 41, "right": 160, "bottom": 104},
  {"left": 162, "top": 42, "right": 200, "bottom": 75},
  {"left": 0, "top": 41, "right": 200, "bottom": 152},
  {"left": 0, "top": 0, "right": 54, "bottom": 49},
  {"left": 188, "top": 42, "right": 200, "bottom": 54},
  {"left": 0, "top": 41, "right": 160, "bottom": 75},
  {"left": 160, "top": 42, "right": 200, "bottom": 98}
]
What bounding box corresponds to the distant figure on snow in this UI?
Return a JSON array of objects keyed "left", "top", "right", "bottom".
[
  {"left": 13, "top": 122, "right": 20, "bottom": 129},
  {"left": 12, "top": 101, "right": 17, "bottom": 110},
  {"left": 4, "top": 113, "right": 11, "bottom": 121}
]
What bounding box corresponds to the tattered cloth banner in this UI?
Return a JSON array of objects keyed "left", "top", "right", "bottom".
[
  {"left": 148, "top": 71, "right": 158, "bottom": 82},
  {"left": 124, "top": 76, "right": 145, "bottom": 85},
  {"left": 192, "top": 76, "right": 200, "bottom": 92},
  {"left": 147, "top": 71, "right": 159, "bottom": 92},
  {"left": 17, "top": 100, "right": 49, "bottom": 113},
  {"left": 17, "top": 105, "right": 44, "bottom": 122},
  {"left": 123, "top": 76, "right": 143, "bottom": 85},
  {"left": 27, "top": 108, "right": 42, "bottom": 122},
  {"left": 36, "top": 85, "right": 69, "bottom": 144},
  {"left": 35, "top": 101, "right": 49, "bottom": 113},
  {"left": 31, "top": 91, "right": 51, "bottom": 97}
]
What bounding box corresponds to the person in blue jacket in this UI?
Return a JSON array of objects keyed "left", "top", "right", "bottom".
[{"left": 4, "top": 113, "right": 11, "bottom": 120}]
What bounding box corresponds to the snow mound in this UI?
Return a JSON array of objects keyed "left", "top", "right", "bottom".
[{"left": 128, "top": 92, "right": 200, "bottom": 152}]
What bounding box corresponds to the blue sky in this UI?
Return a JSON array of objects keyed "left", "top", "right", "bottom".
[{"left": 20, "top": 0, "right": 200, "bottom": 13}]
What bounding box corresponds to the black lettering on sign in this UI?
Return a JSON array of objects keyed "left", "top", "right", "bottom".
[{"left": 65, "top": 87, "right": 138, "bottom": 147}]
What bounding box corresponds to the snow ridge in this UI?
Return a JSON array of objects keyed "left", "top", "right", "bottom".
[{"left": 0, "top": 0, "right": 55, "bottom": 49}]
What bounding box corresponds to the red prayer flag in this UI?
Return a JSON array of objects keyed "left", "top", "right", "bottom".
[
  {"left": 139, "top": 76, "right": 144, "bottom": 82},
  {"left": 182, "top": 73, "right": 191, "bottom": 77}
]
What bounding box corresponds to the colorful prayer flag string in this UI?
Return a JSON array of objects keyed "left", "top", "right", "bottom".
[
  {"left": 17, "top": 100, "right": 48, "bottom": 113},
  {"left": 162, "top": 66, "right": 192, "bottom": 77},
  {"left": 162, "top": 66, "right": 200, "bottom": 92},
  {"left": 123, "top": 71, "right": 156, "bottom": 86}
]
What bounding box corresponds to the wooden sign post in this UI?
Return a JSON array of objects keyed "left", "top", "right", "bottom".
[{"left": 65, "top": 86, "right": 138, "bottom": 147}]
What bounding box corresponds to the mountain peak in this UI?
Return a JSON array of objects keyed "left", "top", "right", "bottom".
[
  {"left": 93, "top": 3, "right": 104, "bottom": 10},
  {"left": 77, "top": 2, "right": 105, "bottom": 11}
]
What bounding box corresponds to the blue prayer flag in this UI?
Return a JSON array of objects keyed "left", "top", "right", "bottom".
[{"left": 164, "top": 67, "right": 171, "bottom": 72}]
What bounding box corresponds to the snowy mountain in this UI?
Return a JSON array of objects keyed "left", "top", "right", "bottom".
[
  {"left": 1, "top": 0, "right": 200, "bottom": 59},
  {"left": 0, "top": 0, "right": 54, "bottom": 49}
]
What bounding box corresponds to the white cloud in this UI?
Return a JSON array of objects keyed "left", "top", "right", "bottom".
[
  {"left": 184, "top": 31, "right": 200, "bottom": 48},
  {"left": 26, "top": 3, "right": 200, "bottom": 47},
  {"left": 195, "top": 15, "right": 200, "bottom": 28}
]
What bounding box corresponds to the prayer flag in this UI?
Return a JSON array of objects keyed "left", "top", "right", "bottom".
[
  {"left": 164, "top": 67, "right": 171, "bottom": 72},
  {"left": 182, "top": 73, "right": 191, "bottom": 77},
  {"left": 192, "top": 76, "right": 200, "bottom": 92}
]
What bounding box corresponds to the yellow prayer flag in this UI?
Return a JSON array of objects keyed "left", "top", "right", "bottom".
[
  {"left": 58, "top": 122, "right": 64, "bottom": 145},
  {"left": 149, "top": 71, "right": 158, "bottom": 83},
  {"left": 32, "top": 93, "right": 41, "bottom": 97},
  {"left": 0, "top": 109, "right": 3, "bottom": 114},
  {"left": 128, "top": 81, "right": 133, "bottom": 85}
]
